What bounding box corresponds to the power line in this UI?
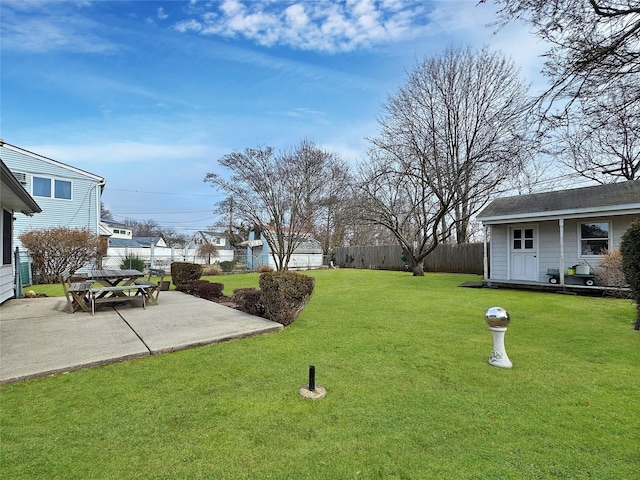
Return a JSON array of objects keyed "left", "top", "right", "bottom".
[
  {"left": 111, "top": 214, "right": 217, "bottom": 225},
  {"left": 115, "top": 210, "right": 213, "bottom": 215},
  {"left": 106, "top": 188, "right": 221, "bottom": 197}
]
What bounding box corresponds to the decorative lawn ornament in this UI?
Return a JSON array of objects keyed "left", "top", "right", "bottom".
[{"left": 485, "top": 306, "right": 512, "bottom": 369}]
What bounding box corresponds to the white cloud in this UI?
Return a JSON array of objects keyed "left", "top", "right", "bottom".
[
  {"left": 1, "top": 2, "right": 120, "bottom": 54},
  {"left": 157, "top": 7, "right": 168, "bottom": 20},
  {"left": 2, "top": 14, "right": 120, "bottom": 54},
  {"left": 174, "top": 0, "right": 431, "bottom": 53},
  {"left": 174, "top": 19, "right": 203, "bottom": 33}
]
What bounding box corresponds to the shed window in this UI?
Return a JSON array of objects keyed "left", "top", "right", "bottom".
[
  {"left": 33, "top": 177, "right": 72, "bottom": 200},
  {"left": 580, "top": 222, "right": 609, "bottom": 256}
]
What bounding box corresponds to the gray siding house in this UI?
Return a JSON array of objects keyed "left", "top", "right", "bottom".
[
  {"left": 1, "top": 160, "right": 41, "bottom": 303},
  {"left": 0, "top": 141, "right": 106, "bottom": 252},
  {"left": 477, "top": 180, "right": 640, "bottom": 286}
]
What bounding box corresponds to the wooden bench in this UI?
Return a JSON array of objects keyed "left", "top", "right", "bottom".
[
  {"left": 90, "top": 285, "right": 151, "bottom": 315},
  {"left": 60, "top": 269, "right": 93, "bottom": 313},
  {"left": 134, "top": 268, "right": 166, "bottom": 305}
]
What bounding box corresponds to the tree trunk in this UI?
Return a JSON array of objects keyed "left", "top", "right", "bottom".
[{"left": 411, "top": 264, "right": 424, "bottom": 276}]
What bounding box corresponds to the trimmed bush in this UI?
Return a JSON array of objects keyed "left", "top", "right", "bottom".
[
  {"left": 184, "top": 280, "right": 224, "bottom": 300},
  {"left": 220, "top": 261, "right": 234, "bottom": 272},
  {"left": 620, "top": 219, "right": 640, "bottom": 329},
  {"left": 233, "top": 288, "right": 265, "bottom": 317},
  {"left": 259, "top": 271, "right": 315, "bottom": 326},
  {"left": 171, "top": 262, "right": 203, "bottom": 290},
  {"left": 120, "top": 254, "right": 146, "bottom": 272}
]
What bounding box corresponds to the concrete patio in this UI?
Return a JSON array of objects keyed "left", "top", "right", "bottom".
[{"left": 0, "top": 291, "right": 283, "bottom": 385}]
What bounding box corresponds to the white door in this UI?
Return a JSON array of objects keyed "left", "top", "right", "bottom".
[{"left": 510, "top": 226, "right": 538, "bottom": 281}]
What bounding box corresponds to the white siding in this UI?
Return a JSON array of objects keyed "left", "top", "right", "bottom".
[
  {"left": 489, "top": 225, "right": 508, "bottom": 280},
  {"left": 612, "top": 215, "right": 638, "bottom": 250},
  {"left": 0, "top": 264, "right": 13, "bottom": 303},
  {"left": 488, "top": 214, "right": 639, "bottom": 282},
  {"left": 1, "top": 146, "right": 103, "bottom": 248},
  {"left": 537, "top": 221, "right": 559, "bottom": 281}
]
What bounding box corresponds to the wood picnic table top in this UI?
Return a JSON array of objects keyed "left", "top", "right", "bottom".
[{"left": 87, "top": 269, "right": 143, "bottom": 280}]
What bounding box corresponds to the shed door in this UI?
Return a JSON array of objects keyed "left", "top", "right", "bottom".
[{"left": 510, "top": 226, "right": 538, "bottom": 281}]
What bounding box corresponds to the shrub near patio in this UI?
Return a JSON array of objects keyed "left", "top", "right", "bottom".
[{"left": 1, "top": 270, "right": 638, "bottom": 479}]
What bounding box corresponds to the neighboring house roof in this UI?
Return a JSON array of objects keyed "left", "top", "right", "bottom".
[
  {"left": 0, "top": 160, "right": 42, "bottom": 215},
  {"left": 135, "top": 236, "right": 166, "bottom": 247},
  {"left": 477, "top": 180, "right": 640, "bottom": 224},
  {"left": 249, "top": 229, "right": 323, "bottom": 254},
  {"left": 108, "top": 238, "right": 143, "bottom": 247},
  {"left": 102, "top": 219, "right": 129, "bottom": 229},
  {"left": 293, "top": 238, "right": 323, "bottom": 254},
  {"left": 108, "top": 236, "right": 166, "bottom": 248},
  {"left": 99, "top": 224, "right": 112, "bottom": 236},
  {"left": 238, "top": 239, "right": 263, "bottom": 248}
]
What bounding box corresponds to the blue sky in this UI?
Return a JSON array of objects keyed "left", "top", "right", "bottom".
[{"left": 1, "top": 0, "right": 548, "bottom": 234}]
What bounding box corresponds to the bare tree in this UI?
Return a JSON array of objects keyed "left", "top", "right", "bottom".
[
  {"left": 163, "top": 230, "right": 188, "bottom": 248},
  {"left": 19, "top": 227, "right": 101, "bottom": 283},
  {"left": 122, "top": 218, "right": 187, "bottom": 247},
  {"left": 309, "top": 157, "right": 353, "bottom": 255},
  {"left": 356, "top": 150, "right": 455, "bottom": 276},
  {"left": 124, "top": 218, "right": 160, "bottom": 237},
  {"left": 196, "top": 242, "right": 219, "bottom": 264},
  {"left": 555, "top": 77, "right": 640, "bottom": 182},
  {"left": 485, "top": 0, "right": 640, "bottom": 110},
  {"left": 100, "top": 202, "right": 113, "bottom": 221},
  {"left": 359, "top": 47, "right": 533, "bottom": 275},
  {"left": 205, "top": 140, "right": 342, "bottom": 271}
]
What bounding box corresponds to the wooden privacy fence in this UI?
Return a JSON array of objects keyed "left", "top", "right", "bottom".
[{"left": 332, "top": 243, "right": 486, "bottom": 274}]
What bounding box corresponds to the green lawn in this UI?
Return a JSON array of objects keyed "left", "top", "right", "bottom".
[{"left": 2, "top": 270, "right": 639, "bottom": 479}]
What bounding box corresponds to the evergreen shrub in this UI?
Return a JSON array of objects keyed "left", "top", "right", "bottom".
[
  {"left": 220, "top": 261, "right": 234, "bottom": 272},
  {"left": 184, "top": 279, "right": 224, "bottom": 300},
  {"left": 171, "top": 262, "right": 203, "bottom": 290},
  {"left": 259, "top": 271, "right": 315, "bottom": 326},
  {"left": 620, "top": 219, "right": 640, "bottom": 329},
  {"left": 233, "top": 288, "right": 265, "bottom": 317},
  {"left": 120, "top": 254, "right": 146, "bottom": 272}
]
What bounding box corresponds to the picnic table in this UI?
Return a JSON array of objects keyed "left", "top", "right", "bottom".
[{"left": 87, "top": 269, "right": 149, "bottom": 315}]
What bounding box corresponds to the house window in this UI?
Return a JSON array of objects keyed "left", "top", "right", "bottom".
[
  {"left": 33, "top": 176, "right": 72, "bottom": 200},
  {"left": 3, "top": 209, "right": 12, "bottom": 265},
  {"left": 580, "top": 222, "right": 609, "bottom": 256}
]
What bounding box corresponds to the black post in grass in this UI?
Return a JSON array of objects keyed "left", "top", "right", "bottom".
[{"left": 308, "top": 365, "right": 316, "bottom": 392}]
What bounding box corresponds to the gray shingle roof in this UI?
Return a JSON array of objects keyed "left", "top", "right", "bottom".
[{"left": 477, "top": 180, "right": 640, "bottom": 221}]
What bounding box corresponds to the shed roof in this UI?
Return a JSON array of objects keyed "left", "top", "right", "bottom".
[{"left": 477, "top": 180, "right": 640, "bottom": 223}]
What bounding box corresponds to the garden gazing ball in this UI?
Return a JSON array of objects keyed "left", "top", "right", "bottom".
[{"left": 485, "top": 306, "right": 510, "bottom": 327}]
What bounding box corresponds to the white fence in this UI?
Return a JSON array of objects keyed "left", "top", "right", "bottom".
[
  {"left": 103, "top": 248, "right": 327, "bottom": 271},
  {"left": 102, "top": 246, "right": 235, "bottom": 270}
]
